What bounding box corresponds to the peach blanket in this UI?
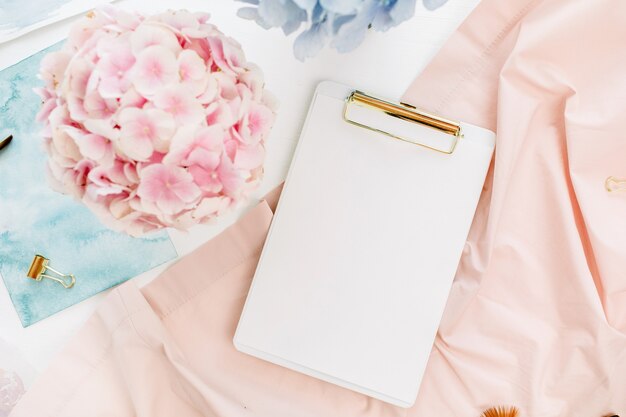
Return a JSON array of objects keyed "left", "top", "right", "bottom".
[{"left": 11, "top": 0, "right": 626, "bottom": 415}]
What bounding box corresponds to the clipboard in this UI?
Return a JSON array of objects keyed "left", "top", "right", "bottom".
[{"left": 234, "top": 81, "right": 495, "bottom": 407}]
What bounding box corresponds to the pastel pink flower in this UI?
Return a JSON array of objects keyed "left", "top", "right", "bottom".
[
  {"left": 96, "top": 41, "right": 136, "bottom": 98},
  {"left": 232, "top": 100, "right": 275, "bottom": 145},
  {"left": 163, "top": 126, "right": 236, "bottom": 195},
  {"left": 119, "top": 88, "right": 147, "bottom": 108},
  {"left": 98, "top": 6, "right": 142, "bottom": 32},
  {"left": 80, "top": 134, "right": 113, "bottom": 163},
  {"left": 193, "top": 195, "right": 232, "bottom": 220},
  {"left": 38, "top": 7, "right": 276, "bottom": 236},
  {"left": 154, "top": 85, "right": 204, "bottom": 125},
  {"left": 239, "top": 65, "right": 266, "bottom": 101},
  {"left": 186, "top": 38, "right": 212, "bottom": 63},
  {"left": 118, "top": 108, "right": 175, "bottom": 161},
  {"left": 130, "top": 23, "right": 182, "bottom": 55},
  {"left": 59, "top": 159, "right": 94, "bottom": 198},
  {"left": 177, "top": 49, "right": 207, "bottom": 96},
  {"left": 34, "top": 87, "right": 58, "bottom": 122},
  {"left": 83, "top": 91, "right": 119, "bottom": 119},
  {"left": 207, "top": 35, "right": 246, "bottom": 75},
  {"left": 86, "top": 165, "right": 127, "bottom": 197},
  {"left": 65, "top": 57, "right": 92, "bottom": 99},
  {"left": 164, "top": 125, "right": 224, "bottom": 169},
  {"left": 206, "top": 99, "right": 238, "bottom": 128},
  {"left": 64, "top": 127, "right": 113, "bottom": 163},
  {"left": 40, "top": 51, "right": 71, "bottom": 88},
  {"left": 189, "top": 154, "right": 242, "bottom": 196},
  {"left": 51, "top": 127, "right": 82, "bottom": 162},
  {"left": 67, "top": 12, "right": 111, "bottom": 51},
  {"left": 132, "top": 45, "right": 178, "bottom": 96},
  {"left": 137, "top": 163, "right": 201, "bottom": 214},
  {"left": 233, "top": 142, "right": 265, "bottom": 170},
  {"left": 155, "top": 9, "right": 201, "bottom": 32}
]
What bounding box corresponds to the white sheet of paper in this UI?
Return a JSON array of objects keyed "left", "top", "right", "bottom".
[{"left": 235, "top": 81, "right": 495, "bottom": 407}]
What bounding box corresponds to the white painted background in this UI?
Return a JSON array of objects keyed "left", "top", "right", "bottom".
[{"left": 0, "top": 0, "right": 480, "bottom": 378}]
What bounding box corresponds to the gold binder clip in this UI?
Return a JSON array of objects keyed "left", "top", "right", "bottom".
[
  {"left": 343, "top": 90, "right": 462, "bottom": 154},
  {"left": 605, "top": 176, "right": 626, "bottom": 193},
  {"left": 26, "top": 255, "right": 75, "bottom": 289}
]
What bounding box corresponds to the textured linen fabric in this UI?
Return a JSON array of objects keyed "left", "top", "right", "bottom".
[
  {"left": 11, "top": 0, "right": 626, "bottom": 415},
  {"left": 402, "top": 0, "right": 626, "bottom": 415}
]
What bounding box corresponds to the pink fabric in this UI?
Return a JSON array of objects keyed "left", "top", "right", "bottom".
[
  {"left": 11, "top": 0, "right": 626, "bottom": 415},
  {"left": 401, "top": 0, "right": 626, "bottom": 415}
]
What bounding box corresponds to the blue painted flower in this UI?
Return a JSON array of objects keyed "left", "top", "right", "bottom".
[{"left": 237, "top": 0, "right": 449, "bottom": 60}]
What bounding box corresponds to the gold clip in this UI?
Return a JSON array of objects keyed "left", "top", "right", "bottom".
[
  {"left": 605, "top": 176, "right": 626, "bottom": 193},
  {"left": 343, "top": 90, "right": 462, "bottom": 154},
  {"left": 26, "top": 255, "right": 75, "bottom": 289}
]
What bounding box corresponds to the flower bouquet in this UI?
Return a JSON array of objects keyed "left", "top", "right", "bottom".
[
  {"left": 238, "top": 0, "right": 449, "bottom": 60},
  {"left": 37, "top": 7, "right": 276, "bottom": 237}
]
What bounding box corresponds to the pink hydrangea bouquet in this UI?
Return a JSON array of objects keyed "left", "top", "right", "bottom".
[{"left": 37, "top": 7, "right": 276, "bottom": 236}]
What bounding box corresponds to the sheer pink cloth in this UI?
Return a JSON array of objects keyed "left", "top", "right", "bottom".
[{"left": 11, "top": 0, "right": 626, "bottom": 415}]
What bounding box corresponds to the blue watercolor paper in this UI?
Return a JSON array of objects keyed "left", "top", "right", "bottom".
[{"left": 0, "top": 44, "right": 178, "bottom": 327}]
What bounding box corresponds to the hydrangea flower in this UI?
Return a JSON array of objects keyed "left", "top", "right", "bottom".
[
  {"left": 237, "top": 0, "right": 449, "bottom": 60},
  {"left": 37, "top": 7, "right": 277, "bottom": 236}
]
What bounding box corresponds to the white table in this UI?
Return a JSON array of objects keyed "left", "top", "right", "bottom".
[{"left": 0, "top": 0, "right": 479, "bottom": 385}]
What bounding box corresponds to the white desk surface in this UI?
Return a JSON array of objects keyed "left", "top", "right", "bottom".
[{"left": 0, "top": 0, "right": 479, "bottom": 383}]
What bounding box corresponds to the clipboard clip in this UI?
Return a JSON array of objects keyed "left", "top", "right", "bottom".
[{"left": 343, "top": 90, "right": 462, "bottom": 154}]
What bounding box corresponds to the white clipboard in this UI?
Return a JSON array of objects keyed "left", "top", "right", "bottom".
[{"left": 234, "top": 81, "right": 495, "bottom": 408}]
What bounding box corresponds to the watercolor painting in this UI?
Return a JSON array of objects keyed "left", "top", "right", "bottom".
[
  {"left": 0, "top": 0, "right": 113, "bottom": 44},
  {"left": 0, "top": 44, "right": 178, "bottom": 327}
]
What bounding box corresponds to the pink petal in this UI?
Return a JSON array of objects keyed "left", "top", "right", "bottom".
[
  {"left": 137, "top": 164, "right": 168, "bottom": 200},
  {"left": 189, "top": 165, "right": 222, "bottom": 193},
  {"left": 155, "top": 188, "right": 187, "bottom": 214},
  {"left": 178, "top": 49, "right": 205, "bottom": 80},
  {"left": 217, "top": 155, "right": 243, "bottom": 195},
  {"left": 67, "top": 95, "right": 88, "bottom": 121},
  {"left": 37, "top": 97, "right": 58, "bottom": 122},
  {"left": 207, "top": 36, "right": 245, "bottom": 75},
  {"left": 170, "top": 178, "right": 201, "bottom": 203},
  {"left": 154, "top": 85, "right": 204, "bottom": 125},
  {"left": 132, "top": 45, "right": 178, "bottom": 96},
  {"left": 83, "top": 118, "right": 120, "bottom": 141},
  {"left": 52, "top": 128, "right": 82, "bottom": 161},
  {"left": 193, "top": 196, "right": 230, "bottom": 219},
  {"left": 187, "top": 147, "right": 221, "bottom": 170},
  {"left": 118, "top": 108, "right": 156, "bottom": 160},
  {"left": 195, "top": 125, "right": 225, "bottom": 151},
  {"left": 67, "top": 57, "right": 92, "bottom": 99},
  {"left": 162, "top": 125, "right": 197, "bottom": 165},
  {"left": 130, "top": 23, "right": 182, "bottom": 55},
  {"left": 156, "top": 9, "right": 199, "bottom": 32},
  {"left": 84, "top": 91, "right": 118, "bottom": 119},
  {"left": 234, "top": 143, "right": 265, "bottom": 170},
  {"left": 85, "top": 134, "right": 110, "bottom": 161},
  {"left": 40, "top": 51, "right": 71, "bottom": 88},
  {"left": 120, "top": 88, "right": 147, "bottom": 108},
  {"left": 137, "top": 164, "right": 200, "bottom": 215},
  {"left": 205, "top": 100, "right": 236, "bottom": 127}
]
